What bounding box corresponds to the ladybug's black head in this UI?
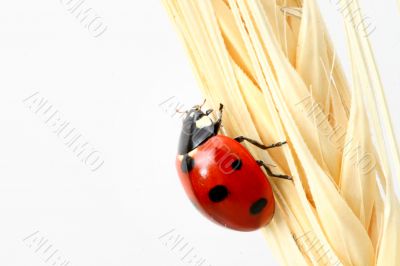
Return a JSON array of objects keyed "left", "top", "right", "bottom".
[{"left": 177, "top": 102, "right": 222, "bottom": 155}]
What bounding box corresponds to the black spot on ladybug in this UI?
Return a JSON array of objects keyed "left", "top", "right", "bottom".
[
  {"left": 181, "top": 154, "right": 194, "bottom": 173},
  {"left": 231, "top": 159, "right": 242, "bottom": 171},
  {"left": 209, "top": 185, "right": 229, "bottom": 203},
  {"left": 250, "top": 198, "right": 268, "bottom": 215}
]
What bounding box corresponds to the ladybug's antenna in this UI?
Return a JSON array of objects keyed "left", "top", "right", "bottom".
[
  {"left": 200, "top": 99, "right": 207, "bottom": 109},
  {"left": 192, "top": 99, "right": 207, "bottom": 111}
]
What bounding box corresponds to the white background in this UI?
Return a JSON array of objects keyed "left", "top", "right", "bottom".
[{"left": 0, "top": 0, "right": 399, "bottom": 266}]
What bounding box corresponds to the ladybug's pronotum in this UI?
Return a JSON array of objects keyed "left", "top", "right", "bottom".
[{"left": 176, "top": 102, "right": 291, "bottom": 231}]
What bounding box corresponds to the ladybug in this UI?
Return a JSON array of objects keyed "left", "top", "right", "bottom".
[{"left": 176, "top": 101, "right": 291, "bottom": 232}]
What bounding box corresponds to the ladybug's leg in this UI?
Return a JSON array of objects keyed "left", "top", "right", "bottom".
[
  {"left": 235, "top": 136, "right": 287, "bottom": 150},
  {"left": 236, "top": 135, "right": 291, "bottom": 180},
  {"left": 257, "top": 160, "right": 292, "bottom": 180},
  {"left": 212, "top": 104, "right": 224, "bottom": 135}
]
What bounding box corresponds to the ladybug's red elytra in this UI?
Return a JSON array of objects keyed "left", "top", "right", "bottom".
[{"left": 176, "top": 102, "right": 291, "bottom": 232}]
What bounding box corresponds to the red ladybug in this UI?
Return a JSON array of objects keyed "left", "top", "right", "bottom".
[{"left": 176, "top": 102, "right": 291, "bottom": 231}]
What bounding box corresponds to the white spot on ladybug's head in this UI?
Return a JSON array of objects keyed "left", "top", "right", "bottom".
[{"left": 195, "top": 116, "right": 213, "bottom": 128}]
